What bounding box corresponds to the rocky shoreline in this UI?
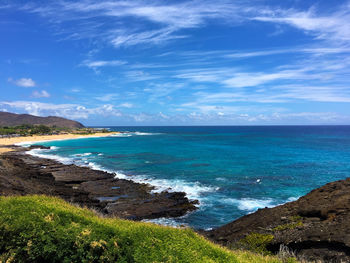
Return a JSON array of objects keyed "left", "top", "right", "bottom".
[
  {"left": 206, "top": 177, "right": 350, "bottom": 262},
  {"left": 2, "top": 145, "right": 350, "bottom": 262},
  {"left": 0, "top": 145, "right": 198, "bottom": 220}
]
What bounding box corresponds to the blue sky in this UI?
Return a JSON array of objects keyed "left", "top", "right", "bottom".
[{"left": 1, "top": 0, "right": 350, "bottom": 125}]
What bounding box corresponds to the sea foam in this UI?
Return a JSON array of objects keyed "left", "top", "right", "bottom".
[
  {"left": 110, "top": 131, "right": 161, "bottom": 137},
  {"left": 221, "top": 196, "right": 300, "bottom": 212},
  {"left": 73, "top": 152, "right": 92, "bottom": 157},
  {"left": 26, "top": 147, "right": 216, "bottom": 202},
  {"left": 222, "top": 198, "right": 276, "bottom": 211},
  {"left": 27, "top": 148, "right": 73, "bottom": 165},
  {"left": 110, "top": 170, "right": 217, "bottom": 200},
  {"left": 143, "top": 216, "right": 189, "bottom": 228}
]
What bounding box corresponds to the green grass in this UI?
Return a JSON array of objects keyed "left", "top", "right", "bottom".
[
  {"left": 273, "top": 216, "right": 304, "bottom": 232},
  {"left": 0, "top": 195, "right": 288, "bottom": 263},
  {"left": 236, "top": 233, "right": 274, "bottom": 255}
]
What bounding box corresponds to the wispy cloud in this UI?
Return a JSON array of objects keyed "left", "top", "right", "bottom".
[
  {"left": 174, "top": 49, "right": 350, "bottom": 89},
  {"left": 3, "top": 1, "right": 350, "bottom": 125},
  {"left": 180, "top": 84, "right": 350, "bottom": 113},
  {"left": 225, "top": 47, "right": 350, "bottom": 59},
  {"left": 8, "top": 77, "right": 36, "bottom": 87},
  {"left": 124, "top": 70, "right": 161, "bottom": 82},
  {"left": 143, "top": 82, "right": 184, "bottom": 103},
  {"left": 175, "top": 67, "right": 308, "bottom": 88},
  {"left": 253, "top": 4, "right": 350, "bottom": 43},
  {"left": 95, "top": 93, "right": 118, "bottom": 102},
  {"left": 81, "top": 60, "right": 126, "bottom": 69},
  {"left": 222, "top": 71, "right": 303, "bottom": 88},
  {"left": 31, "top": 90, "right": 50, "bottom": 98},
  {"left": 17, "top": 0, "right": 247, "bottom": 48},
  {"left": 119, "top": 102, "right": 133, "bottom": 108},
  {"left": 8, "top": 0, "right": 350, "bottom": 50},
  {"left": 110, "top": 28, "right": 187, "bottom": 48}
]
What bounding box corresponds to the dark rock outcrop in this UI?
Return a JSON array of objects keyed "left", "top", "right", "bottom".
[
  {"left": 0, "top": 111, "right": 84, "bottom": 128},
  {"left": 206, "top": 178, "right": 350, "bottom": 262},
  {"left": 0, "top": 148, "right": 198, "bottom": 220}
]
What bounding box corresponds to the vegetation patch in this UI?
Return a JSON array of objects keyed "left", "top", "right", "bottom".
[
  {"left": 0, "top": 124, "right": 109, "bottom": 136},
  {"left": 273, "top": 222, "right": 303, "bottom": 232},
  {"left": 0, "top": 195, "right": 286, "bottom": 263},
  {"left": 273, "top": 216, "right": 303, "bottom": 232},
  {"left": 236, "top": 233, "right": 274, "bottom": 255},
  {"left": 0, "top": 124, "right": 53, "bottom": 136}
]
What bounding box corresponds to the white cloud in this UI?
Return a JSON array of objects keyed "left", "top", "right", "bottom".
[
  {"left": 175, "top": 50, "right": 350, "bottom": 89},
  {"left": 2, "top": 100, "right": 346, "bottom": 124},
  {"left": 124, "top": 70, "right": 161, "bottom": 81},
  {"left": 119, "top": 103, "right": 133, "bottom": 108},
  {"left": 0, "top": 101, "right": 122, "bottom": 119},
  {"left": 222, "top": 71, "right": 303, "bottom": 88},
  {"left": 0, "top": 101, "right": 80, "bottom": 117},
  {"left": 81, "top": 60, "right": 126, "bottom": 68},
  {"left": 70, "top": 88, "right": 81, "bottom": 93},
  {"left": 8, "top": 77, "right": 36, "bottom": 87},
  {"left": 143, "top": 82, "right": 184, "bottom": 103},
  {"left": 225, "top": 47, "right": 350, "bottom": 59},
  {"left": 175, "top": 68, "right": 239, "bottom": 83},
  {"left": 92, "top": 104, "right": 122, "bottom": 117},
  {"left": 110, "top": 28, "right": 187, "bottom": 48},
  {"left": 96, "top": 93, "right": 118, "bottom": 102},
  {"left": 175, "top": 68, "right": 307, "bottom": 88},
  {"left": 178, "top": 82, "right": 350, "bottom": 115},
  {"left": 11, "top": 0, "right": 350, "bottom": 50},
  {"left": 253, "top": 5, "right": 350, "bottom": 43},
  {"left": 31, "top": 90, "right": 50, "bottom": 98},
  {"left": 158, "top": 112, "right": 169, "bottom": 119},
  {"left": 18, "top": 0, "right": 246, "bottom": 48},
  {"left": 183, "top": 111, "right": 350, "bottom": 124}
]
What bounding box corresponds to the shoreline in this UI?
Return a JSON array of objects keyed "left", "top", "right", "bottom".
[
  {"left": 0, "top": 132, "right": 117, "bottom": 154},
  {"left": 0, "top": 146, "right": 198, "bottom": 220},
  {"left": 1, "top": 136, "right": 349, "bottom": 261}
]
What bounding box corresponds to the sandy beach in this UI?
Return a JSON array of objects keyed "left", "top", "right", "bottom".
[{"left": 0, "top": 132, "right": 116, "bottom": 154}]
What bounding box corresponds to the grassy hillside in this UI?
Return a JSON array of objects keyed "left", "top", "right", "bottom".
[{"left": 0, "top": 196, "right": 292, "bottom": 263}]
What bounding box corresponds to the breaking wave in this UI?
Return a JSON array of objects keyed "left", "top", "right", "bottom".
[{"left": 26, "top": 147, "right": 217, "bottom": 202}]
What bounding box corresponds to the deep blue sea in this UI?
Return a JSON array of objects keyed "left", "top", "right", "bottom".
[{"left": 26, "top": 126, "right": 350, "bottom": 230}]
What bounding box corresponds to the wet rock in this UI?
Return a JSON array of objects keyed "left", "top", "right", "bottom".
[
  {"left": 27, "top": 145, "right": 51, "bottom": 150},
  {"left": 0, "top": 148, "right": 198, "bottom": 220}
]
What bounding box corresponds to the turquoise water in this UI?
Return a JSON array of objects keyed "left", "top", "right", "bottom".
[{"left": 28, "top": 126, "right": 350, "bottom": 229}]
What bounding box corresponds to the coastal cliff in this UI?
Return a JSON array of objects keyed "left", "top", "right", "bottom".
[{"left": 206, "top": 177, "right": 350, "bottom": 262}]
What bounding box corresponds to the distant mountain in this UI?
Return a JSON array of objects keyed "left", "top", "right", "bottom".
[{"left": 0, "top": 112, "right": 84, "bottom": 128}]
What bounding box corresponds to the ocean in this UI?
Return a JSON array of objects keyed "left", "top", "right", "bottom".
[{"left": 26, "top": 126, "right": 350, "bottom": 230}]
